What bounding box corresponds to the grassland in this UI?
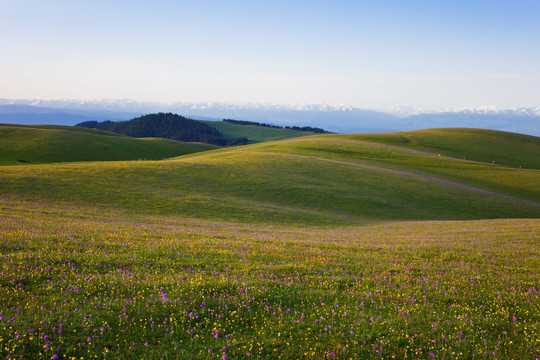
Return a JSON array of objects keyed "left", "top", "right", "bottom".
[
  {"left": 350, "top": 128, "right": 540, "bottom": 169},
  {"left": 201, "top": 120, "right": 325, "bottom": 143},
  {"left": 0, "top": 128, "right": 539, "bottom": 359},
  {"left": 1, "top": 129, "right": 538, "bottom": 224},
  {"left": 0, "top": 200, "right": 538, "bottom": 359},
  {"left": 0, "top": 124, "right": 218, "bottom": 165}
]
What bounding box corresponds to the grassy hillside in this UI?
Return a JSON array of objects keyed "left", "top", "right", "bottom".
[
  {"left": 1, "top": 128, "right": 538, "bottom": 224},
  {"left": 350, "top": 128, "right": 540, "bottom": 169},
  {"left": 0, "top": 124, "right": 219, "bottom": 165},
  {"left": 1, "top": 127, "right": 539, "bottom": 360},
  {"left": 256, "top": 131, "right": 540, "bottom": 203},
  {"left": 201, "top": 120, "right": 325, "bottom": 143}
]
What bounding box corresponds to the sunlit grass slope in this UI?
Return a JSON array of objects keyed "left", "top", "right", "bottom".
[
  {"left": 350, "top": 128, "right": 540, "bottom": 169},
  {"left": 254, "top": 131, "right": 540, "bottom": 204},
  {"left": 1, "top": 128, "right": 538, "bottom": 225},
  {"left": 201, "top": 120, "right": 324, "bottom": 143},
  {"left": 0, "top": 124, "right": 219, "bottom": 165}
]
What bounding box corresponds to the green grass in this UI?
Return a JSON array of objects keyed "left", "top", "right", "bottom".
[
  {"left": 1, "top": 127, "right": 539, "bottom": 359},
  {"left": 1, "top": 129, "right": 538, "bottom": 225},
  {"left": 349, "top": 128, "right": 540, "bottom": 169},
  {"left": 201, "top": 120, "right": 326, "bottom": 143},
  {"left": 0, "top": 200, "right": 538, "bottom": 359},
  {"left": 251, "top": 134, "right": 540, "bottom": 203},
  {"left": 0, "top": 124, "right": 219, "bottom": 165}
]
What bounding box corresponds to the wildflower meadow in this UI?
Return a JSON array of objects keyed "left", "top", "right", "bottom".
[{"left": 1, "top": 200, "right": 538, "bottom": 359}]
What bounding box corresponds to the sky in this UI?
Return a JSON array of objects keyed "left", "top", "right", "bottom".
[{"left": 1, "top": 0, "right": 539, "bottom": 110}]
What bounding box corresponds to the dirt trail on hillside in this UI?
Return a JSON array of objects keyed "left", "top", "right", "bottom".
[
  {"left": 272, "top": 152, "right": 540, "bottom": 209},
  {"left": 173, "top": 136, "right": 540, "bottom": 208}
]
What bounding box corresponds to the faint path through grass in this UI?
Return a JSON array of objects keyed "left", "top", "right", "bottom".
[{"left": 267, "top": 151, "right": 540, "bottom": 208}]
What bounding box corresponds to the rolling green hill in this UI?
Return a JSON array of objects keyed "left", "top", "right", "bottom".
[
  {"left": 1, "top": 127, "right": 539, "bottom": 359},
  {"left": 1, "top": 128, "right": 538, "bottom": 224},
  {"left": 201, "top": 120, "right": 327, "bottom": 143},
  {"left": 0, "top": 123, "right": 219, "bottom": 165},
  {"left": 350, "top": 128, "right": 540, "bottom": 169}
]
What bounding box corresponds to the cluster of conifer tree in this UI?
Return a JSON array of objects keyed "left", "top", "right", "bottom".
[{"left": 77, "top": 113, "right": 248, "bottom": 146}]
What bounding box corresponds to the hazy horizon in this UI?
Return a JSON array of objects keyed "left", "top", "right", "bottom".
[
  {"left": 2, "top": 97, "right": 540, "bottom": 117},
  {"left": 1, "top": 1, "right": 539, "bottom": 110}
]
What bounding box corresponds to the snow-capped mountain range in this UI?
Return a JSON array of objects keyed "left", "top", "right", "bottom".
[{"left": 0, "top": 99, "right": 539, "bottom": 136}]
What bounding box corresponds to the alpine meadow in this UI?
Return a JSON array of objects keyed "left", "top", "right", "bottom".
[{"left": 1, "top": 125, "right": 539, "bottom": 360}]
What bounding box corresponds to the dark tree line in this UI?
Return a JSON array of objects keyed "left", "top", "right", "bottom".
[
  {"left": 284, "top": 126, "right": 328, "bottom": 133},
  {"left": 223, "top": 119, "right": 328, "bottom": 133},
  {"left": 77, "top": 113, "right": 248, "bottom": 146},
  {"left": 223, "top": 119, "right": 282, "bottom": 128}
]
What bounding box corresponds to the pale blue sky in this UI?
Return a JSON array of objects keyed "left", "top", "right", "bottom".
[{"left": 1, "top": 0, "right": 539, "bottom": 109}]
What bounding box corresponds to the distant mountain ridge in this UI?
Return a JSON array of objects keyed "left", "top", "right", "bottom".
[{"left": 1, "top": 99, "right": 539, "bottom": 136}]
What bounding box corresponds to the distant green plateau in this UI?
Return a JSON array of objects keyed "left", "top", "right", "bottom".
[
  {"left": 1, "top": 126, "right": 538, "bottom": 225},
  {"left": 201, "top": 120, "right": 325, "bottom": 143}
]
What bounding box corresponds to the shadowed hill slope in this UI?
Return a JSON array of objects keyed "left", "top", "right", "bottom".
[{"left": 0, "top": 124, "right": 219, "bottom": 165}]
